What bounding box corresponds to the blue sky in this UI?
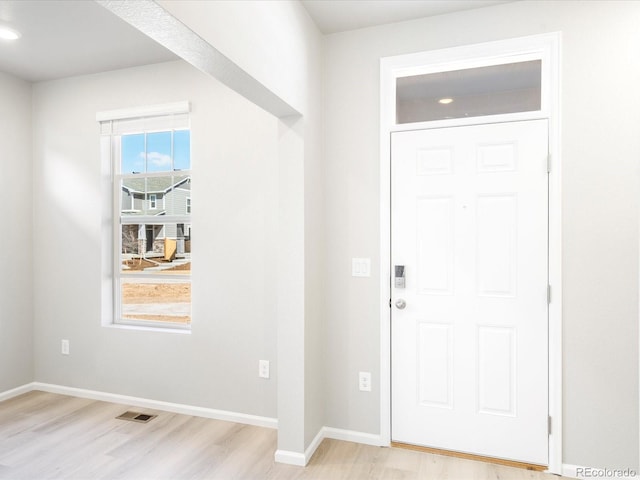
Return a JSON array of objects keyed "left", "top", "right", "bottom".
[{"left": 121, "top": 130, "right": 190, "bottom": 174}]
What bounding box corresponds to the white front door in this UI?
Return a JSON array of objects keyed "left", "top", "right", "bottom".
[{"left": 391, "top": 120, "right": 549, "bottom": 465}]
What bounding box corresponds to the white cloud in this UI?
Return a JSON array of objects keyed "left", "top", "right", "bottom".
[{"left": 140, "top": 151, "right": 172, "bottom": 169}]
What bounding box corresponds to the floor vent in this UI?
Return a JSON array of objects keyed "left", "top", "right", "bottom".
[{"left": 116, "top": 411, "right": 157, "bottom": 423}]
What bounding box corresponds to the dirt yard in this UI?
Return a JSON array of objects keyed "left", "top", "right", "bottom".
[
  {"left": 121, "top": 259, "right": 191, "bottom": 303},
  {"left": 123, "top": 313, "right": 191, "bottom": 324},
  {"left": 122, "top": 283, "right": 191, "bottom": 324},
  {"left": 122, "top": 283, "right": 190, "bottom": 304},
  {"left": 121, "top": 260, "right": 191, "bottom": 323}
]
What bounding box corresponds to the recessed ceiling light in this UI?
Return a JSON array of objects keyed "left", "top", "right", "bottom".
[
  {"left": 438, "top": 98, "right": 454, "bottom": 105},
  {"left": 0, "top": 26, "right": 21, "bottom": 41}
]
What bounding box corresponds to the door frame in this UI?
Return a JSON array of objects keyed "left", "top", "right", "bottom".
[{"left": 379, "top": 33, "right": 562, "bottom": 474}]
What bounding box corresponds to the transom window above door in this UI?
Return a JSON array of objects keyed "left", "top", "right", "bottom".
[{"left": 395, "top": 60, "right": 542, "bottom": 124}]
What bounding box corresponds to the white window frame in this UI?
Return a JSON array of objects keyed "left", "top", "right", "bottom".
[
  {"left": 186, "top": 197, "right": 191, "bottom": 214},
  {"left": 149, "top": 193, "right": 157, "bottom": 210},
  {"left": 98, "top": 102, "right": 192, "bottom": 332}
]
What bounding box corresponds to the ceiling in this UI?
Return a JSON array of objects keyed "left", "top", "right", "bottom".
[
  {"left": 300, "top": 0, "right": 515, "bottom": 34},
  {"left": 0, "top": 0, "right": 177, "bottom": 82},
  {"left": 0, "top": 0, "right": 514, "bottom": 83}
]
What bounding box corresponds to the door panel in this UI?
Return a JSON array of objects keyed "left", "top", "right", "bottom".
[
  {"left": 416, "top": 196, "right": 453, "bottom": 295},
  {"left": 476, "top": 194, "right": 517, "bottom": 297},
  {"left": 418, "top": 322, "right": 453, "bottom": 408},
  {"left": 391, "top": 120, "right": 549, "bottom": 465}
]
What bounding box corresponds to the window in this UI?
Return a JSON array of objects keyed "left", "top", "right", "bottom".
[
  {"left": 395, "top": 60, "right": 542, "bottom": 124},
  {"left": 100, "top": 104, "right": 192, "bottom": 329}
]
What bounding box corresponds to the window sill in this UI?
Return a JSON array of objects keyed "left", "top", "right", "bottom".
[{"left": 103, "top": 323, "right": 191, "bottom": 335}]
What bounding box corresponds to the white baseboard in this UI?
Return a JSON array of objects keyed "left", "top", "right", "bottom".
[
  {"left": 274, "top": 449, "right": 307, "bottom": 466},
  {"left": 274, "top": 428, "right": 325, "bottom": 466},
  {"left": 0, "top": 382, "right": 36, "bottom": 402},
  {"left": 305, "top": 428, "right": 326, "bottom": 463},
  {"left": 323, "top": 426, "right": 385, "bottom": 446},
  {"left": 563, "top": 464, "right": 639, "bottom": 479},
  {"left": 31, "top": 382, "right": 278, "bottom": 429},
  {"left": 274, "top": 426, "right": 385, "bottom": 466},
  {"left": 563, "top": 464, "right": 584, "bottom": 479}
]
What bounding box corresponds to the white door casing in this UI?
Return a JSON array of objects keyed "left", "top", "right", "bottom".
[{"left": 391, "top": 120, "right": 549, "bottom": 465}]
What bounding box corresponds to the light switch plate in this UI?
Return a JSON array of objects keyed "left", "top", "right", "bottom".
[
  {"left": 359, "top": 371, "right": 372, "bottom": 392},
  {"left": 352, "top": 258, "right": 371, "bottom": 277},
  {"left": 259, "top": 360, "right": 270, "bottom": 379}
]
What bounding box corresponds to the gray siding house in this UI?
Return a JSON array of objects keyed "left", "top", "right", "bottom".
[{"left": 121, "top": 175, "right": 191, "bottom": 256}]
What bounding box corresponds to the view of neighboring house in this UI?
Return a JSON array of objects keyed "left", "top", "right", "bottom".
[{"left": 121, "top": 174, "right": 191, "bottom": 256}]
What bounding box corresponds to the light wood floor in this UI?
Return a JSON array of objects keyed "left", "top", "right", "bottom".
[{"left": 0, "top": 391, "right": 568, "bottom": 479}]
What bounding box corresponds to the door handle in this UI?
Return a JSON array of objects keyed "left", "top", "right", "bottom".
[{"left": 395, "top": 299, "right": 406, "bottom": 310}]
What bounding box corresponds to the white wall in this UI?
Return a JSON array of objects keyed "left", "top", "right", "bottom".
[
  {"left": 31, "top": 60, "right": 280, "bottom": 419},
  {"left": 323, "top": 0, "right": 639, "bottom": 471},
  {"left": 0, "top": 72, "right": 33, "bottom": 393},
  {"left": 156, "top": 0, "right": 326, "bottom": 454}
]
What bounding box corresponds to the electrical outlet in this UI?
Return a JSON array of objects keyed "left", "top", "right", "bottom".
[
  {"left": 259, "top": 360, "right": 270, "bottom": 379},
  {"left": 61, "top": 339, "right": 70, "bottom": 355},
  {"left": 359, "top": 371, "right": 371, "bottom": 392}
]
